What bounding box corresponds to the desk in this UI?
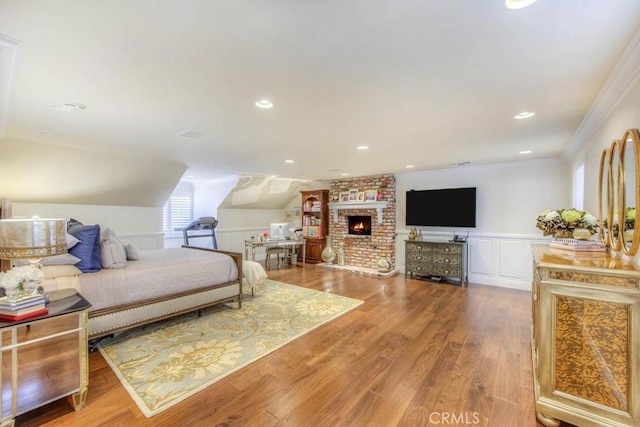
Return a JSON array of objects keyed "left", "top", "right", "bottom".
[{"left": 244, "top": 239, "right": 306, "bottom": 267}]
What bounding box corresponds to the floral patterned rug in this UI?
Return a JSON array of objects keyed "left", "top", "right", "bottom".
[{"left": 97, "top": 279, "right": 363, "bottom": 417}]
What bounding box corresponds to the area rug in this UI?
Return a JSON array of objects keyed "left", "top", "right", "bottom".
[{"left": 97, "top": 279, "right": 363, "bottom": 417}]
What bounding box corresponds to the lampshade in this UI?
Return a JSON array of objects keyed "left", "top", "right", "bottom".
[{"left": 0, "top": 218, "right": 67, "bottom": 259}]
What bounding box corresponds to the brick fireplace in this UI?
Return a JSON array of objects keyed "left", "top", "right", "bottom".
[{"left": 327, "top": 174, "right": 396, "bottom": 272}]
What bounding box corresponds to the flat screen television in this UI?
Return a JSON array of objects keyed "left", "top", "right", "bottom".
[{"left": 406, "top": 187, "right": 476, "bottom": 227}]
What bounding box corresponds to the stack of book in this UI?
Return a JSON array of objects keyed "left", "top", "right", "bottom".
[
  {"left": 0, "top": 294, "right": 48, "bottom": 321},
  {"left": 550, "top": 238, "right": 607, "bottom": 253}
]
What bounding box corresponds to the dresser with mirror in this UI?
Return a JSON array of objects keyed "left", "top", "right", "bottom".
[{"left": 532, "top": 129, "right": 640, "bottom": 427}]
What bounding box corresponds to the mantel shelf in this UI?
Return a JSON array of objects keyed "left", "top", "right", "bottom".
[{"left": 327, "top": 201, "right": 389, "bottom": 224}]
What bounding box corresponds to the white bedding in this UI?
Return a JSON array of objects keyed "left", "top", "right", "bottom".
[{"left": 42, "top": 247, "right": 238, "bottom": 311}]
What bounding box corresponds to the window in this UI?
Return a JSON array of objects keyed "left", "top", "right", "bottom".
[{"left": 163, "top": 181, "right": 194, "bottom": 233}]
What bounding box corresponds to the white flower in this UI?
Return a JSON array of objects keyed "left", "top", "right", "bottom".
[
  {"left": 583, "top": 213, "right": 597, "bottom": 227},
  {"left": 0, "top": 266, "right": 44, "bottom": 290},
  {"left": 544, "top": 211, "right": 560, "bottom": 221}
]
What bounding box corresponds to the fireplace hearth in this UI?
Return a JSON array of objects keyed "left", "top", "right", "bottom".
[{"left": 348, "top": 215, "right": 371, "bottom": 236}]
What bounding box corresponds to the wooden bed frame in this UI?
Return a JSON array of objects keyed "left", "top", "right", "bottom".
[{"left": 88, "top": 245, "right": 243, "bottom": 339}]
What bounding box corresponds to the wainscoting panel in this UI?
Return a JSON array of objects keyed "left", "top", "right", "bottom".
[
  {"left": 396, "top": 231, "right": 544, "bottom": 291},
  {"left": 498, "top": 240, "right": 523, "bottom": 279},
  {"left": 469, "top": 238, "right": 492, "bottom": 276},
  {"left": 164, "top": 228, "right": 272, "bottom": 261}
]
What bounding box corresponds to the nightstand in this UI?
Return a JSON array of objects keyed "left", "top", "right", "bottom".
[{"left": 0, "top": 289, "right": 91, "bottom": 426}]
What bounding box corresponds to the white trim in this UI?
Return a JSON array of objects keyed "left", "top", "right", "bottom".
[
  {"left": 564, "top": 25, "right": 640, "bottom": 160},
  {"left": 328, "top": 201, "right": 389, "bottom": 223},
  {"left": 0, "top": 34, "right": 20, "bottom": 139}
]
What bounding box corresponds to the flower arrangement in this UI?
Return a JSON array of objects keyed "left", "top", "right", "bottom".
[
  {"left": 0, "top": 265, "right": 44, "bottom": 299},
  {"left": 536, "top": 208, "right": 598, "bottom": 238},
  {"left": 624, "top": 207, "right": 636, "bottom": 231},
  {"left": 602, "top": 207, "right": 636, "bottom": 236}
]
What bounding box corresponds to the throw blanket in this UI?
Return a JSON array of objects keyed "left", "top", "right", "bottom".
[{"left": 242, "top": 260, "right": 267, "bottom": 292}]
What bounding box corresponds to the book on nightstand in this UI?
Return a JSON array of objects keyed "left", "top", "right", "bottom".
[
  {"left": 0, "top": 294, "right": 46, "bottom": 307},
  {"left": 0, "top": 307, "right": 48, "bottom": 321}
]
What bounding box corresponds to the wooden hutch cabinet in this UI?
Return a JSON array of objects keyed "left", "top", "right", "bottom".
[
  {"left": 531, "top": 244, "right": 640, "bottom": 427},
  {"left": 300, "top": 190, "right": 328, "bottom": 264}
]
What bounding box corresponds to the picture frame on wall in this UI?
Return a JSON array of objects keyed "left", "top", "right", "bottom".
[
  {"left": 293, "top": 207, "right": 301, "bottom": 218},
  {"left": 339, "top": 192, "right": 349, "bottom": 202},
  {"left": 284, "top": 210, "right": 293, "bottom": 221},
  {"left": 348, "top": 188, "right": 359, "bottom": 202},
  {"left": 365, "top": 189, "right": 377, "bottom": 202},
  {"left": 357, "top": 192, "right": 365, "bottom": 202}
]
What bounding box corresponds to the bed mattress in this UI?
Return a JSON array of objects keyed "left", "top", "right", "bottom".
[{"left": 63, "top": 247, "right": 238, "bottom": 311}]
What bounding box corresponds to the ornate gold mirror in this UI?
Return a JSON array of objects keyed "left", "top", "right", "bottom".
[
  {"left": 598, "top": 147, "right": 611, "bottom": 246},
  {"left": 620, "top": 129, "right": 640, "bottom": 255},
  {"left": 598, "top": 129, "right": 640, "bottom": 255},
  {"left": 608, "top": 140, "right": 622, "bottom": 251}
]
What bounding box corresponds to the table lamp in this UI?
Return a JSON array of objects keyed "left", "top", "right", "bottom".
[{"left": 0, "top": 217, "right": 67, "bottom": 298}]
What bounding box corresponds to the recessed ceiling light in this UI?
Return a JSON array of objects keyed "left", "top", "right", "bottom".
[
  {"left": 505, "top": 0, "right": 539, "bottom": 9},
  {"left": 341, "top": 173, "right": 349, "bottom": 176},
  {"left": 514, "top": 111, "right": 535, "bottom": 119},
  {"left": 285, "top": 159, "right": 294, "bottom": 163},
  {"left": 519, "top": 150, "right": 532, "bottom": 154},
  {"left": 177, "top": 129, "right": 205, "bottom": 140},
  {"left": 405, "top": 165, "right": 414, "bottom": 169},
  {"left": 50, "top": 102, "right": 86, "bottom": 112},
  {"left": 255, "top": 99, "right": 273, "bottom": 109},
  {"left": 357, "top": 145, "right": 369, "bottom": 150}
]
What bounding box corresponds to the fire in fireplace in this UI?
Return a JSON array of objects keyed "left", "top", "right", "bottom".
[{"left": 348, "top": 215, "right": 372, "bottom": 235}]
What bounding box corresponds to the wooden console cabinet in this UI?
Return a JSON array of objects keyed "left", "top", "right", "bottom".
[
  {"left": 531, "top": 244, "right": 640, "bottom": 427},
  {"left": 405, "top": 240, "right": 468, "bottom": 285},
  {"left": 1, "top": 290, "right": 90, "bottom": 426}
]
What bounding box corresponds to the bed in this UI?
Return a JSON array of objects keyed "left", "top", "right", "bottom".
[{"left": 40, "top": 245, "right": 243, "bottom": 339}]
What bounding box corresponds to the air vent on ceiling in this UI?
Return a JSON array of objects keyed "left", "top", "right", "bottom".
[
  {"left": 50, "top": 102, "right": 87, "bottom": 112},
  {"left": 177, "top": 129, "right": 205, "bottom": 140}
]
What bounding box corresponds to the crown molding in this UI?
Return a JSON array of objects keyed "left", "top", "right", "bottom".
[
  {"left": 0, "top": 34, "right": 20, "bottom": 140},
  {"left": 564, "top": 25, "right": 640, "bottom": 160}
]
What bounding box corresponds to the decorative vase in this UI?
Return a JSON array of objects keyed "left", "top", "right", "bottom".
[
  {"left": 375, "top": 257, "right": 391, "bottom": 272},
  {"left": 337, "top": 247, "right": 345, "bottom": 266},
  {"left": 321, "top": 237, "right": 336, "bottom": 264},
  {"left": 408, "top": 227, "right": 418, "bottom": 240},
  {"left": 553, "top": 230, "right": 573, "bottom": 239},
  {"left": 572, "top": 228, "right": 592, "bottom": 240}
]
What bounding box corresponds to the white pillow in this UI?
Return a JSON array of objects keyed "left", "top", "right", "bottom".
[
  {"left": 124, "top": 243, "right": 140, "bottom": 261},
  {"left": 101, "top": 236, "right": 127, "bottom": 269},
  {"left": 15, "top": 253, "right": 81, "bottom": 267},
  {"left": 66, "top": 233, "right": 80, "bottom": 249},
  {"left": 42, "top": 265, "right": 83, "bottom": 279}
]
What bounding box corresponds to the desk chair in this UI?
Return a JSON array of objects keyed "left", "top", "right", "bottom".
[{"left": 265, "top": 247, "right": 286, "bottom": 270}]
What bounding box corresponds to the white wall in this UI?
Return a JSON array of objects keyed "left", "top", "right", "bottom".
[
  {"left": 12, "top": 202, "right": 164, "bottom": 249},
  {"left": 571, "top": 77, "right": 640, "bottom": 215},
  {"left": 191, "top": 176, "right": 239, "bottom": 219},
  {"left": 395, "top": 158, "right": 570, "bottom": 290}
]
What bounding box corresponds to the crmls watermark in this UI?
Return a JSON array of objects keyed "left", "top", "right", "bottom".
[{"left": 428, "top": 412, "right": 481, "bottom": 425}]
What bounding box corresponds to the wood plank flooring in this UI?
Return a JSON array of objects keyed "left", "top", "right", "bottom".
[{"left": 16, "top": 266, "right": 548, "bottom": 427}]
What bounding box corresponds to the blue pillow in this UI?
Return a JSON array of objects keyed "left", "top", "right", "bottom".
[{"left": 68, "top": 224, "right": 102, "bottom": 273}]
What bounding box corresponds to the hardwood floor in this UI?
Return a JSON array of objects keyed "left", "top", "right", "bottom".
[{"left": 17, "top": 266, "right": 547, "bottom": 427}]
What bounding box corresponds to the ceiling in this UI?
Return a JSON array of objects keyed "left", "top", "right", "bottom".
[{"left": 1, "top": 0, "right": 640, "bottom": 183}]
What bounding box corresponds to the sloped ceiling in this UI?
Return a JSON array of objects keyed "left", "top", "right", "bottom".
[
  {"left": 219, "top": 176, "right": 324, "bottom": 210},
  {"left": 0, "top": 138, "right": 186, "bottom": 207}
]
